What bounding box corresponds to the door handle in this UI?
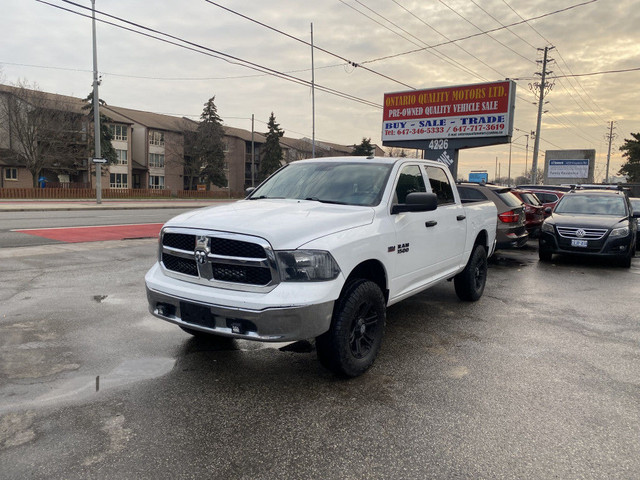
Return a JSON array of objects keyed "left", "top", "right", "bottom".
[
  {"left": 457, "top": 215, "right": 466, "bottom": 221},
  {"left": 425, "top": 220, "right": 438, "bottom": 227}
]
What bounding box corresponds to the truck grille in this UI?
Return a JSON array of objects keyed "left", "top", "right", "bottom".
[
  {"left": 557, "top": 226, "right": 607, "bottom": 240},
  {"left": 159, "top": 228, "right": 278, "bottom": 291}
]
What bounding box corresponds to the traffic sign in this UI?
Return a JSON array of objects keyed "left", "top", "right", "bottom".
[{"left": 92, "top": 158, "right": 107, "bottom": 164}]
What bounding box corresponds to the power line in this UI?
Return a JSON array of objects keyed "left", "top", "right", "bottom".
[
  {"left": 437, "top": 0, "right": 535, "bottom": 65},
  {"left": 500, "top": 0, "right": 608, "bottom": 125},
  {"left": 202, "top": 0, "right": 414, "bottom": 89},
  {"left": 359, "top": 0, "right": 598, "bottom": 66},
  {"left": 335, "top": 0, "right": 480, "bottom": 79},
  {"left": 37, "top": 0, "right": 383, "bottom": 110}
]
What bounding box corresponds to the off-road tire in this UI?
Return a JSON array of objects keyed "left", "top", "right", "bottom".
[
  {"left": 316, "top": 279, "right": 386, "bottom": 377},
  {"left": 454, "top": 244, "right": 488, "bottom": 301}
]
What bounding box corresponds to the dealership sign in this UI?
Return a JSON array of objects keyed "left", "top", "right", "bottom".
[{"left": 382, "top": 80, "right": 515, "bottom": 142}]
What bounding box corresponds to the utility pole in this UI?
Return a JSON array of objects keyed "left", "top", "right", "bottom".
[
  {"left": 605, "top": 121, "right": 616, "bottom": 183},
  {"left": 311, "top": 23, "right": 316, "bottom": 159},
  {"left": 530, "top": 46, "right": 554, "bottom": 185},
  {"left": 91, "top": 0, "right": 102, "bottom": 204},
  {"left": 251, "top": 114, "right": 255, "bottom": 187}
]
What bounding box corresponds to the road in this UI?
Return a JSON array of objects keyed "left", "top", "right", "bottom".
[
  {"left": 0, "top": 208, "right": 195, "bottom": 248},
  {"left": 1, "top": 209, "right": 639, "bottom": 479}
]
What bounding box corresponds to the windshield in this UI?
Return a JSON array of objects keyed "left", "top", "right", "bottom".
[
  {"left": 248, "top": 162, "right": 393, "bottom": 206},
  {"left": 555, "top": 195, "right": 627, "bottom": 216}
]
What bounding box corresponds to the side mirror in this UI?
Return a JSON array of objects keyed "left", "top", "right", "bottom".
[
  {"left": 545, "top": 206, "right": 552, "bottom": 215},
  {"left": 245, "top": 187, "right": 256, "bottom": 196},
  {"left": 392, "top": 192, "right": 438, "bottom": 214},
  {"left": 632, "top": 211, "right": 640, "bottom": 218}
]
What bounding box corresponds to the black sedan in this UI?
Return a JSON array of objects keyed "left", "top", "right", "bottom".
[{"left": 539, "top": 189, "right": 639, "bottom": 267}]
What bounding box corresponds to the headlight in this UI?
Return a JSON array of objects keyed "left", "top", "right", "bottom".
[
  {"left": 276, "top": 250, "right": 341, "bottom": 281},
  {"left": 541, "top": 222, "right": 554, "bottom": 233},
  {"left": 610, "top": 225, "right": 629, "bottom": 238}
]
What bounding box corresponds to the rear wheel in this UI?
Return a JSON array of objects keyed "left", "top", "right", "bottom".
[
  {"left": 316, "top": 279, "right": 386, "bottom": 377},
  {"left": 454, "top": 244, "right": 487, "bottom": 301}
]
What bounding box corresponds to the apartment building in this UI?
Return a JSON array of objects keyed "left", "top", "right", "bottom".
[{"left": 0, "top": 84, "right": 383, "bottom": 194}]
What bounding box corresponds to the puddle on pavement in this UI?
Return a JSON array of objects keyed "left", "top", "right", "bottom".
[
  {"left": 0, "top": 357, "right": 175, "bottom": 414},
  {"left": 489, "top": 254, "right": 532, "bottom": 268}
]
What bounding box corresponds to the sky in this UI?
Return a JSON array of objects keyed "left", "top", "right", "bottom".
[{"left": 1, "top": 0, "right": 639, "bottom": 181}]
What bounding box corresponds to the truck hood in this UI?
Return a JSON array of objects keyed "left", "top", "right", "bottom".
[{"left": 164, "top": 199, "right": 375, "bottom": 249}]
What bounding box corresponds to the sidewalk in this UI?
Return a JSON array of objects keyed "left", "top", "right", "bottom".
[{"left": 0, "top": 198, "right": 235, "bottom": 212}]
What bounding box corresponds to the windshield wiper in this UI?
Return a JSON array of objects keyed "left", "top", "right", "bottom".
[
  {"left": 248, "top": 196, "right": 284, "bottom": 200},
  {"left": 305, "top": 197, "right": 349, "bottom": 205}
]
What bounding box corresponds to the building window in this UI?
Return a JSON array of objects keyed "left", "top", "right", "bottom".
[
  {"left": 149, "top": 130, "right": 165, "bottom": 146},
  {"left": 110, "top": 173, "right": 128, "bottom": 189},
  {"left": 149, "top": 175, "right": 164, "bottom": 189},
  {"left": 149, "top": 153, "right": 165, "bottom": 168},
  {"left": 109, "top": 124, "right": 128, "bottom": 141},
  {"left": 115, "top": 149, "right": 128, "bottom": 165},
  {"left": 4, "top": 168, "right": 18, "bottom": 181}
]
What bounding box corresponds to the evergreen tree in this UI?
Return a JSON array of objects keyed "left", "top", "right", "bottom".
[
  {"left": 352, "top": 137, "right": 374, "bottom": 156},
  {"left": 83, "top": 93, "right": 117, "bottom": 164},
  {"left": 196, "top": 96, "right": 227, "bottom": 188},
  {"left": 618, "top": 132, "right": 640, "bottom": 182},
  {"left": 260, "top": 112, "right": 284, "bottom": 181}
]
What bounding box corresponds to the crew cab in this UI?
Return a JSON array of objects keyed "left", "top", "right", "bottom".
[{"left": 145, "top": 157, "right": 497, "bottom": 376}]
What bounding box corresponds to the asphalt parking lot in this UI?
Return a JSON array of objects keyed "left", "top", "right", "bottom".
[{"left": 1, "top": 239, "right": 639, "bottom": 479}]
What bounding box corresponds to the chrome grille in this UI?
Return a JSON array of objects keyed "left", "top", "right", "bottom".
[
  {"left": 160, "top": 228, "right": 278, "bottom": 292},
  {"left": 557, "top": 226, "right": 607, "bottom": 240}
]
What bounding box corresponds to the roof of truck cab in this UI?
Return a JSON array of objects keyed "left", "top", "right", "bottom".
[{"left": 290, "top": 156, "right": 440, "bottom": 166}]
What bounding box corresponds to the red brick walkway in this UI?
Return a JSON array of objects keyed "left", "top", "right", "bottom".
[{"left": 14, "top": 224, "right": 163, "bottom": 243}]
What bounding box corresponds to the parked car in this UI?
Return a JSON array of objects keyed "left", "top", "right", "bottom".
[
  {"left": 510, "top": 189, "right": 545, "bottom": 236},
  {"left": 631, "top": 197, "right": 640, "bottom": 249},
  {"left": 539, "top": 189, "right": 639, "bottom": 267},
  {"left": 516, "top": 185, "right": 567, "bottom": 211},
  {"left": 457, "top": 183, "right": 528, "bottom": 249}
]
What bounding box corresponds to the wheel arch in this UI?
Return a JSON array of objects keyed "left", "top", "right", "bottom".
[
  {"left": 343, "top": 259, "right": 389, "bottom": 303},
  {"left": 474, "top": 229, "right": 489, "bottom": 252}
]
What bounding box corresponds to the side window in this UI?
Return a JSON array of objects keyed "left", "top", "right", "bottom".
[
  {"left": 457, "top": 186, "right": 487, "bottom": 201},
  {"left": 425, "top": 166, "right": 455, "bottom": 205},
  {"left": 394, "top": 165, "right": 426, "bottom": 204}
]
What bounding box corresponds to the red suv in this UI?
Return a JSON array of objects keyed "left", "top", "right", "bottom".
[{"left": 511, "top": 189, "right": 545, "bottom": 237}]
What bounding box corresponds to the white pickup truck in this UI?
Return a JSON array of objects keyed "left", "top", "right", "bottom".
[{"left": 145, "top": 156, "right": 497, "bottom": 377}]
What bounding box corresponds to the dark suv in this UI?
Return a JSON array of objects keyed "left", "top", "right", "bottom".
[
  {"left": 457, "top": 183, "right": 528, "bottom": 249},
  {"left": 539, "top": 189, "right": 639, "bottom": 267}
]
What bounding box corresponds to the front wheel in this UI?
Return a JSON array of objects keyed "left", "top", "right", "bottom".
[
  {"left": 454, "top": 244, "right": 488, "bottom": 301},
  {"left": 316, "top": 279, "right": 386, "bottom": 377},
  {"left": 538, "top": 249, "right": 553, "bottom": 262}
]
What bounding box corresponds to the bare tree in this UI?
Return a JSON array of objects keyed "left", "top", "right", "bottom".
[{"left": 0, "top": 81, "right": 85, "bottom": 187}]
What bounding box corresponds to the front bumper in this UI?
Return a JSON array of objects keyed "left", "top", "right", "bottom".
[
  {"left": 145, "top": 263, "right": 339, "bottom": 341},
  {"left": 539, "top": 231, "right": 633, "bottom": 258}
]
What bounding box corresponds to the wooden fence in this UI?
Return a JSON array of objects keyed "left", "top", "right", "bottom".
[{"left": 0, "top": 188, "right": 242, "bottom": 199}]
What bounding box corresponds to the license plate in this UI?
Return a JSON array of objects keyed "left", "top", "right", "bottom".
[{"left": 571, "top": 239, "right": 588, "bottom": 248}]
